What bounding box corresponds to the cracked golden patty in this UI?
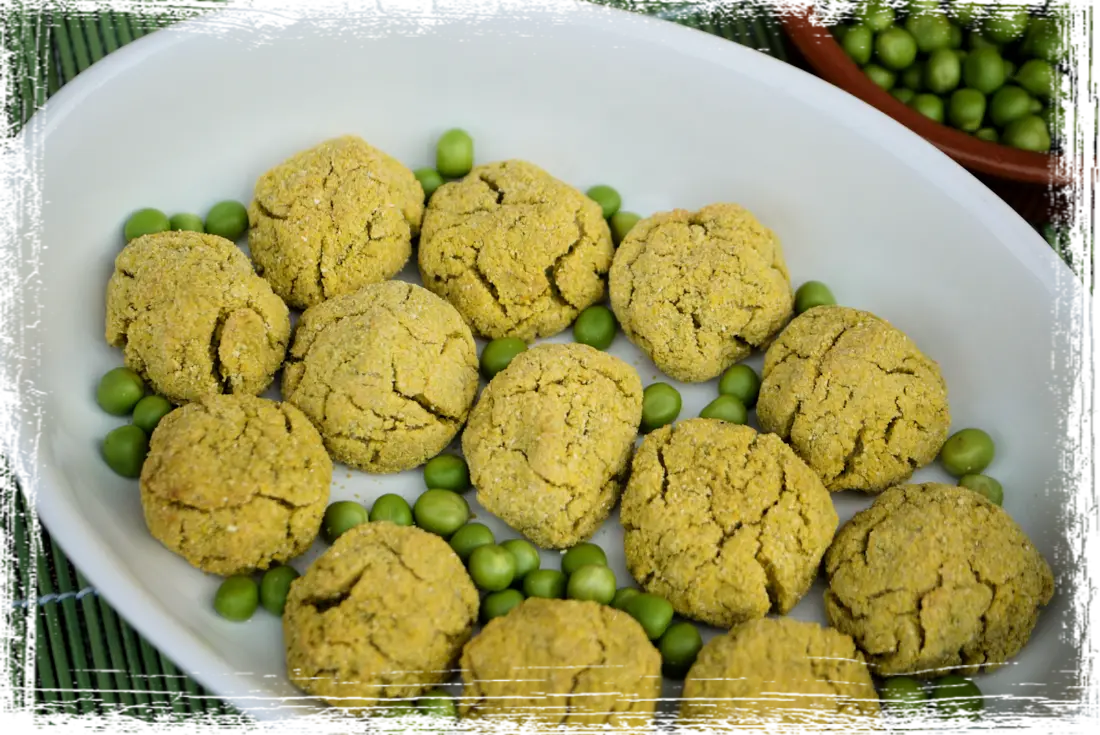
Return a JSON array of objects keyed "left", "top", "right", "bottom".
[
  {"left": 824, "top": 483, "right": 1054, "bottom": 677},
  {"left": 756, "top": 306, "right": 950, "bottom": 492},
  {"left": 459, "top": 598, "right": 661, "bottom": 727},
  {"left": 621, "top": 419, "right": 837, "bottom": 629},
  {"left": 462, "top": 343, "right": 643, "bottom": 549},
  {"left": 284, "top": 522, "right": 478, "bottom": 711},
  {"left": 418, "top": 160, "right": 613, "bottom": 340},
  {"left": 608, "top": 203, "right": 793, "bottom": 383},
  {"left": 283, "top": 280, "right": 479, "bottom": 473},
  {"left": 139, "top": 395, "right": 330, "bottom": 575},
  {"left": 680, "top": 618, "right": 879, "bottom": 725},
  {"left": 248, "top": 135, "right": 424, "bottom": 309},
  {"left": 105, "top": 231, "right": 290, "bottom": 404}
]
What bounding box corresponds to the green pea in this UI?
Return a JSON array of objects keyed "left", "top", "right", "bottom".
[
  {"left": 959, "top": 474, "right": 1004, "bottom": 506},
  {"left": 586, "top": 185, "right": 622, "bottom": 219},
  {"left": 369, "top": 493, "right": 414, "bottom": 526},
  {"left": 717, "top": 364, "right": 761, "bottom": 407},
  {"left": 990, "top": 86, "right": 1034, "bottom": 128},
  {"left": 875, "top": 27, "right": 918, "bottom": 71},
  {"left": 611, "top": 587, "right": 641, "bottom": 611},
  {"left": 842, "top": 24, "right": 873, "bottom": 66},
  {"left": 468, "top": 544, "right": 516, "bottom": 591},
  {"left": 891, "top": 88, "right": 917, "bottom": 105},
  {"left": 610, "top": 211, "right": 641, "bottom": 246},
  {"left": 523, "top": 569, "right": 566, "bottom": 599},
  {"left": 423, "top": 453, "right": 471, "bottom": 493},
  {"left": 644, "top": 384, "right": 687, "bottom": 434},
  {"left": 417, "top": 688, "right": 457, "bottom": 718},
  {"left": 903, "top": 0, "right": 941, "bottom": 14},
  {"left": 939, "top": 428, "right": 995, "bottom": 476},
  {"left": 204, "top": 200, "right": 249, "bottom": 241},
  {"left": 367, "top": 699, "right": 422, "bottom": 735},
  {"left": 1028, "top": 97, "right": 1043, "bottom": 114},
  {"left": 879, "top": 676, "right": 927, "bottom": 712},
  {"left": 502, "top": 539, "right": 540, "bottom": 582},
  {"left": 930, "top": 675, "right": 983, "bottom": 717},
  {"left": 436, "top": 128, "right": 474, "bottom": 178},
  {"left": 699, "top": 395, "right": 748, "bottom": 425},
  {"left": 968, "top": 30, "right": 1000, "bottom": 51},
  {"left": 963, "top": 47, "right": 1006, "bottom": 95},
  {"left": 566, "top": 564, "right": 616, "bottom": 604},
  {"left": 924, "top": 48, "right": 961, "bottom": 95},
  {"left": 259, "top": 565, "right": 299, "bottom": 616},
  {"left": 480, "top": 337, "right": 527, "bottom": 379},
  {"left": 982, "top": 8, "right": 1029, "bottom": 44},
  {"left": 96, "top": 367, "right": 145, "bottom": 416},
  {"left": 974, "top": 127, "right": 999, "bottom": 143},
  {"left": 573, "top": 305, "right": 618, "bottom": 350},
  {"left": 168, "top": 213, "right": 204, "bottom": 233},
  {"left": 1002, "top": 59, "right": 1016, "bottom": 81},
  {"left": 948, "top": 2, "right": 985, "bottom": 29},
  {"left": 911, "top": 93, "right": 946, "bottom": 123},
  {"left": 658, "top": 621, "right": 703, "bottom": 677},
  {"left": 857, "top": 1, "right": 894, "bottom": 33},
  {"left": 794, "top": 281, "right": 836, "bottom": 314},
  {"left": 123, "top": 208, "right": 170, "bottom": 242},
  {"left": 132, "top": 395, "right": 173, "bottom": 434},
  {"left": 624, "top": 593, "right": 674, "bottom": 640},
  {"left": 413, "top": 489, "right": 469, "bottom": 538},
  {"left": 863, "top": 63, "right": 897, "bottom": 91},
  {"left": 948, "top": 23, "right": 964, "bottom": 49},
  {"left": 214, "top": 575, "right": 258, "bottom": 622},
  {"left": 948, "top": 88, "right": 987, "bottom": 132},
  {"left": 1016, "top": 59, "right": 1055, "bottom": 99},
  {"left": 414, "top": 167, "right": 444, "bottom": 200},
  {"left": 900, "top": 62, "right": 925, "bottom": 91},
  {"left": 561, "top": 543, "right": 608, "bottom": 576},
  {"left": 906, "top": 13, "right": 953, "bottom": 54},
  {"left": 322, "top": 500, "right": 368, "bottom": 544},
  {"left": 449, "top": 523, "right": 496, "bottom": 562},
  {"left": 1022, "top": 16, "right": 1065, "bottom": 64},
  {"left": 102, "top": 425, "right": 149, "bottom": 478},
  {"left": 481, "top": 589, "right": 525, "bottom": 622},
  {"left": 1003, "top": 115, "right": 1051, "bottom": 153}
]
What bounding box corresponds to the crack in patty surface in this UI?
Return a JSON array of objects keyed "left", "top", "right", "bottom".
[
  {"left": 248, "top": 135, "right": 424, "bottom": 309},
  {"left": 621, "top": 419, "right": 837, "bottom": 628},
  {"left": 462, "top": 343, "right": 642, "bottom": 549},
  {"left": 139, "top": 395, "right": 331, "bottom": 575},
  {"left": 824, "top": 483, "right": 1054, "bottom": 677},
  {"left": 756, "top": 305, "right": 950, "bottom": 492},
  {"left": 418, "top": 160, "right": 613, "bottom": 341},
  {"left": 608, "top": 203, "right": 793, "bottom": 383},
  {"left": 283, "top": 522, "right": 478, "bottom": 712},
  {"left": 105, "top": 231, "right": 290, "bottom": 404}
]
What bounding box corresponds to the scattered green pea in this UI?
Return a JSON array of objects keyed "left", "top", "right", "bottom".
[
  {"left": 982, "top": 8, "right": 1030, "bottom": 44},
  {"left": 481, "top": 589, "right": 525, "bottom": 622},
  {"left": 858, "top": 1, "right": 894, "bottom": 33},
  {"left": 123, "top": 208, "right": 170, "bottom": 242},
  {"left": 1022, "top": 16, "right": 1065, "bottom": 64},
  {"left": 369, "top": 493, "right": 414, "bottom": 526},
  {"left": 658, "top": 621, "right": 703, "bottom": 678},
  {"left": 573, "top": 305, "right": 618, "bottom": 350},
  {"left": 96, "top": 367, "right": 145, "bottom": 416},
  {"left": 930, "top": 675, "right": 983, "bottom": 718},
  {"left": 1016, "top": 59, "right": 1054, "bottom": 98},
  {"left": 900, "top": 61, "right": 925, "bottom": 91},
  {"left": 561, "top": 543, "right": 608, "bottom": 576},
  {"left": 968, "top": 30, "right": 1000, "bottom": 52},
  {"left": 1003, "top": 114, "right": 1051, "bottom": 152},
  {"left": 214, "top": 575, "right": 258, "bottom": 622},
  {"left": 718, "top": 364, "right": 761, "bottom": 407},
  {"left": 436, "top": 128, "right": 474, "bottom": 178},
  {"left": 879, "top": 676, "right": 927, "bottom": 712},
  {"left": 417, "top": 688, "right": 457, "bottom": 718},
  {"left": 322, "top": 500, "right": 368, "bottom": 544},
  {"left": 794, "top": 281, "right": 836, "bottom": 314},
  {"left": 948, "top": 88, "right": 987, "bottom": 132},
  {"left": 863, "top": 63, "right": 897, "bottom": 91},
  {"left": 502, "top": 539, "right": 540, "bottom": 582},
  {"left": 414, "top": 167, "right": 444, "bottom": 199},
  {"left": 990, "top": 85, "right": 1034, "bottom": 128},
  {"left": 480, "top": 337, "right": 527, "bottom": 379},
  {"left": 610, "top": 211, "right": 642, "bottom": 246},
  {"left": 204, "top": 200, "right": 249, "bottom": 241},
  {"left": 102, "top": 425, "right": 149, "bottom": 478},
  {"left": 367, "top": 699, "right": 422, "bottom": 735},
  {"left": 423, "top": 453, "right": 471, "bottom": 493},
  {"left": 449, "top": 523, "right": 495, "bottom": 562},
  {"left": 963, "top": 47, "right": 1007, "bottom": 95},
  {"left": 949, "top": 1, "right": 985, "bottom": 29},
  {"left": 911, "top": 93, "right": 946, "bottom": 123},
  {"left": 624, "top": 593, "right": 674, "bottom": 640},
  {"left": 132, "top": 395, "right": 173, "bottom": 434},
  {"left": 641, "top": 383, "right": 682, "bottom": 432},
  {"left": 469, "top": 544, "right": 516, "bottom": 591},
  {"left": 975, "top": 127, "right": 999, "bottom": 142},
  {"left": 891, "top": 88, "right": 917, "bottom": 105},
  {"left": 924, "top": 48, "right": 961, "bottom": 95},
  {"left": 699, "top": 395, "right": 748, "bottom": 425},
  {"left": 948, "top": 23, "right": 964, "bottom": 50},
  {"left": 1028, "top": 97, "right": 1043, "bottom": 113},
  {"left": 413, "top": 489, "right": 469, "bottom": 538},
  {"left": 959, "top": 474, "right": 1004, "bottom": 506},
  {"left": 939, "top": 428, "right": 995, "bottom": 476},
  {"left": 875, "top": 27, "right": 918, "bottom": 71},
  {"left": 168, "top": 213, "right": 204, "bottom": 233},
  {"left": 566, "top": 564, "right": 616, "bottom": 604},
  {"left": 842, "top": 24, "right": 873, "bottom": 66},
  {"left": 906, "top": 13, "right": 953, "bottom": 54},
  {"left": 523, "top": 569, "right": 566, "bottom": 599},
  {"left": 611, "top": 587, "right": 641, "bottom": 611},
  {"left": 259, "top": 565, "right": 299, "bottom": 616},
  {"left": 586, "top": 185, "right": 622, "bottom": 219}
]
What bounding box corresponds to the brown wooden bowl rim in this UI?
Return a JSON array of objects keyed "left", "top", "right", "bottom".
[{"left": 779, "top": 5, "right": 1072, "bottom": 187}]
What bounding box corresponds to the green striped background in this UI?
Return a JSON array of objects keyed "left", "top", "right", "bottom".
[{"left": 1, "top": 0, "right": 791, "bottom": 720}]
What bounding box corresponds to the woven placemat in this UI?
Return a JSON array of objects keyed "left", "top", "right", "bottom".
[{"left": 0, "top": 1, "right": 1095, "bottom": 735}]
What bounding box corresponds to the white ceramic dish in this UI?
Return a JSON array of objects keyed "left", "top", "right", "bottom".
[{"left": 6, "top": 0, "right": 1081, "bottom": 723}]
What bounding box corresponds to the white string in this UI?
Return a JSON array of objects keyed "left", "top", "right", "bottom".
[{"left": 11, "top": 586, "right": 98, "bottom": 609}]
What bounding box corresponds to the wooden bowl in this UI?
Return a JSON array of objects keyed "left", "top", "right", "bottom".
[{"left": 774, "top": 0, "right": 1100, "bottom": 221}]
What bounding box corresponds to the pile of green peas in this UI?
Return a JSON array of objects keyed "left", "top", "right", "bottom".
[
  {"left": 878, "top": 674, "right": 984, "bottom": 718},
  {"left": 939, "top": 426, "right": 1003, "bottom": 505},
  {"left": 95, "top": 367, "right": 175, "bottom": 478},
  {"left": 835, "top": 1, "right": 1064, "bottom": 152}
]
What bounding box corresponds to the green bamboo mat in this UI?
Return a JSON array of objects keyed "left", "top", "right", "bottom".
[{"left": 1, "top": 0, "right": 791, "bottom": 721}]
